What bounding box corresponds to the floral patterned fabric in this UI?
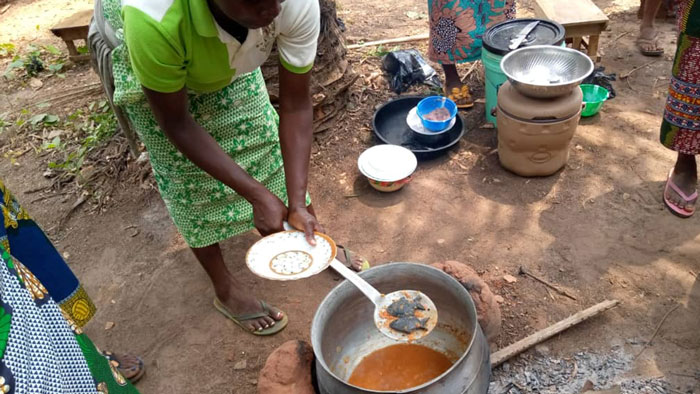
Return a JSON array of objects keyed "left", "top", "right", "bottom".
[
  {"left": 123, "top": 70, "right": 302, "bottom": 248},
  {"left": 660, "top": 0, "right": 700, "bottom": 154},
  {"left": 428, "top": 0, "right": 516, "bottom": 64}
]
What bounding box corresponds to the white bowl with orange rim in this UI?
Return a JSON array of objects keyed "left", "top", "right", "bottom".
[{"left": 358, "top": 145, "right": 417, "bottom": 192}]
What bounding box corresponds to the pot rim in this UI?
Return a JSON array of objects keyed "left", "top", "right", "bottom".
[{"left": 311, "top": 262, "right": 479, "bottom": 393}]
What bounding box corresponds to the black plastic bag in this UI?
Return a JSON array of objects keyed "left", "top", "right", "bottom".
[
  {"left": 583, "top": 66, "right": 617, "bottom": 99},
  {"left": 382, "top": 49, "right": 441, "bottom": 94}
]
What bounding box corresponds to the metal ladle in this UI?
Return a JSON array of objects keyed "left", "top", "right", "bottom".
[
  {"left": 279, "top": 222, "right": 438, "bottom": 341},
  {"left": 328, "top": 258, "right": 438, "bottom": 341}
]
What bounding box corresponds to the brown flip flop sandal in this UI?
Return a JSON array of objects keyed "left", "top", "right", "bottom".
[
  {"left": 337, "top": 244, "right": 371, "bottom": 272},
  {"left": 213, "top": 298, "right": 288, "bottom": 336},
  {"left": 101, "top": 351, "right": 146, "bottom": 384},
  {"left": 637, "top": 30, "right": 664, "bottom": 56},
  {"left": 446, "top": 85, "right": 474, "bottom": 109}
]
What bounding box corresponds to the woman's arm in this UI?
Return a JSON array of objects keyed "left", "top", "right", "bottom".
[
  {"left": 277, "top": 65, "right": 323, "bottom": 243},
  {"left": 142, "top": 87, "right": 288, "bottom": 235}
]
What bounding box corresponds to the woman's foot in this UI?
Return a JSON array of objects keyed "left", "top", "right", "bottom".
[
  {"left": 336, "top": 245, "right": 369, "bottom": 272},
  {"left": 215, "top": 284, "right": 285, "bottom": 332},
  {"left": 102, "top": 352, "right": 145, "bottom": 384},
  {"left": 664, "top": 154, "right": 697, "bottom": 217},
  {"left": 637, "top": 26, "right": 664, "bottom": 56},
  {"left": 191, "top": 244, "right": 285, "bottom": 333},
  {"left": 442, "top": 64, "right": 474, "bottom": 109}
]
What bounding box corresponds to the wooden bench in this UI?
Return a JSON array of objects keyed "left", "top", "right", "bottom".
[
  {"left": 50, "top": 9, "right": 93, "bottom": 62},
  {"left": 534, "top": 0, "right": 609, "bottom": 62}
]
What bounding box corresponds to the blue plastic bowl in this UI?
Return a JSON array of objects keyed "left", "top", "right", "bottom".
[{"left": 416, "top": 96, "right": 458, "bottom": 132}]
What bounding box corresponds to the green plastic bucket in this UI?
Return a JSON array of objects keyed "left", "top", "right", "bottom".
[
  {"left": 580, "top": 84, "right": 609, "bottom": 117},
  {"left": 482, "top": 48, "right": 508, "bottom": 125}
]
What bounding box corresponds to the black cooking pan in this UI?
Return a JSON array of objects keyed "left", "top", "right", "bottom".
[{"left": 372, "top": 96, "right": 466, "bottom": 160}]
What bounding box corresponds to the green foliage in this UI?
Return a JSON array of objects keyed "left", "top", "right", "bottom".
[
  {"left": 0, "top": 43, "right": 16, "bottom": 57},
  {"left": 2, "top": 43, "right": 65, "bottom": 79},
  {"left": 0, "top": 113, "right": 9, "bottom": 133},
  {"left": 366, "top": 44, "right": 400, "bottom": 58},
  {"left": 46, "top": 101, "right": 117, "bottom": 175},
  {"left": 29, "top": 113, "right": 60, "bottom": 128},
  {"left": 43, "top": 44, "right": 62, "bottom": 56},
  {"left": 3, "top": 58, "right": 24, "bottom": 79}
]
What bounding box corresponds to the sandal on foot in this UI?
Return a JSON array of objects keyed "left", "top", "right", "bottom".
[
  {"left": 637, "top": 31, "right": 664, "bottom": 56},
  {"left": 337, "top": 244, "right": 370, "bottom": 272},
  {"left": 213, "top": 298, "right": 288, "bottom": 336},
  {"left": 101, "top": 351, "right": 146, "bottom": 384},
  {"left": 445, "top": 85, "right": 474, "bottom": 109},
  {"left": 663, "top": 169, "right": 697, "bottom": 218}
]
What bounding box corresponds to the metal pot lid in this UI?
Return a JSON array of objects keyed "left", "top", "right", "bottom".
[
  {"left": 497, "top": 81, "right": 583, "bottom": 121},
  {"left": 483, "top": 18, "right": 565, "bottom": 56}
]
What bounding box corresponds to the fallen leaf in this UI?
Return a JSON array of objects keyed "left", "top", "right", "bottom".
[
  {"left": 494, "top": 295, "right": 505, "bottom": 303},
  {"left": 104, "top": 321, "right": 115, "bottom": 330}
]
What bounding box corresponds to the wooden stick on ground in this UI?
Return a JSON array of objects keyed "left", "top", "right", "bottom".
[
  {"left": 621, "top": 60, "right": 657, "bottom": 79},
  {"left": 491, "top": 299, "right": 620, "bottom": 367},
  {"left": 347, "top": 33, "right": 429, "bottom": 49},
  {"left": 635, "top": 303, "right": 680, "bottom": 360},
  {"left": 519, "top": 266, "right": 578, "bottom": 300}
]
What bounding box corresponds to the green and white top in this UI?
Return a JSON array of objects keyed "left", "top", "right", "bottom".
[{"left": 119, "top": 0, "right": 320, "bottom": 94}]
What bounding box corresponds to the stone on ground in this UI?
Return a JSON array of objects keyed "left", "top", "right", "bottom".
[
  {"left": 258, "top": 340, "right": 315, "bottom": 394},
  {"left": 431, "top": 260, "right": 502, "bottom": 341}
]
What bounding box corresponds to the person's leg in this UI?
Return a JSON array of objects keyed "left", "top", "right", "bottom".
[
  {"left": 666, "top": 153, "right": 698, "bottom": 212},
  {"left": 191, "top": 243, "right": 284, "bottom": 332},
  {"left": 442, "top": 64, "right": 473, "bottom": 107},
  {"left": 442, "top": 64, "right": 462, "bottom": 93},
  {"left": 638, "top": 0, "right": 665, "bottom": 55}
]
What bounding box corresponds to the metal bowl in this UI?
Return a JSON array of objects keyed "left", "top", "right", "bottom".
[{"left": 501, "top": 45, "right": 594, "bottom": 98}]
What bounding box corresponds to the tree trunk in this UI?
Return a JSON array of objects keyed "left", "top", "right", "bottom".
[{"left": 262, "top": 0, "right": 356, "bottom": 134}]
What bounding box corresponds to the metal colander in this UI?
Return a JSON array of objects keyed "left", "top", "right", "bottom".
[{"left": 501, "top": 45, "right": 594, "bottom": 98}]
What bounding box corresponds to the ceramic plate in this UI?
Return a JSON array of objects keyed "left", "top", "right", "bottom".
[
  {"left": 246, "top": 231, "right": 337, "bottom": 281},
  {"left": 357, "top": 144, "right": 417, "bottom": 182},
  {"left": 406, "top": 106, "right": 456, "bottom": 135}
]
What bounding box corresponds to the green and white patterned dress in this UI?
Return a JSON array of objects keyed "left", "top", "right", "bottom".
[{"left": 100, "top": 0, "right": 319, "bottom": 248}]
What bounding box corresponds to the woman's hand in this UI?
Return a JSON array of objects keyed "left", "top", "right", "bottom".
[
  {"left": 251, "top": 191, "right": 288, "bottom": 236},
  {"left": 288, "top": 206, "right": 324, "bottom": 245}
]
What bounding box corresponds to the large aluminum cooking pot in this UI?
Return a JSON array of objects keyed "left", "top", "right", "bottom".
[{"left": 311, "top": 263, "right": 490, "bottom": 393}]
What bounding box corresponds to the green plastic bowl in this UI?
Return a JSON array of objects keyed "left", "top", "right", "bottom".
[{"left": 580, "top": 84, "right": 609, "bottom": 117}]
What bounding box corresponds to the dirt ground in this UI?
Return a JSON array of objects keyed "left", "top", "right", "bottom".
[{"left": 1, "top": 0, "right": 699, "bottom": 393}]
